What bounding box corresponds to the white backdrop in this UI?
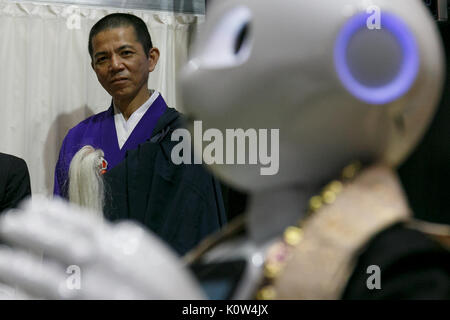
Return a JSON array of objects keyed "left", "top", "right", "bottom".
[{"left": 0, "top": 0, "right": 203, "bottom": 195}]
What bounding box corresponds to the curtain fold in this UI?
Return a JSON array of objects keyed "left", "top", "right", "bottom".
[{"left": 0, "top": 0, "right": 203, "bottom": 195}]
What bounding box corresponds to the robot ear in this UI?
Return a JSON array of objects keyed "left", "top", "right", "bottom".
[
  {"left": 334, "top": 11, "right": 419, "bottom": 105},
  {"left": 196, "top": 6, "right": 253, "bottom": 69}
]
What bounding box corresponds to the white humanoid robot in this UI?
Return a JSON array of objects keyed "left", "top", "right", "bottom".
[
  {"left": 179, "top": 0, "right": 445, "bottom": 299},
  {"left": 0, "top": 0, "right": 446, "bottom": 299}
]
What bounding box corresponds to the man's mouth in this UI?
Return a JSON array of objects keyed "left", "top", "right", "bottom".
[{"left": 111, "top": 77, "right": 128, "bottom": 84}]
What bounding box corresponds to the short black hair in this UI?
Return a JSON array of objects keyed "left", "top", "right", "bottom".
[{"left": 88, "top": 13, "right": 153, "bottom": 59}]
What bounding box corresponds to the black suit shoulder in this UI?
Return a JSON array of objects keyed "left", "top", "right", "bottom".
[
  {"left": 0, "top": 153, "right": 32, "bottom": 213},
  {"left": 0, "top": 152, "right": 27, "bottom": 170}
]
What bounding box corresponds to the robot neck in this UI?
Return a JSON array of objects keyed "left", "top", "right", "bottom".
[{"left": 246, "top": 185, "right": 317, "bottom": 244}]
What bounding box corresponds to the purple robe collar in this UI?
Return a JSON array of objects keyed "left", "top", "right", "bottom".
[{"left": 101, "top": 94, "right": 167, "bottom": 169}]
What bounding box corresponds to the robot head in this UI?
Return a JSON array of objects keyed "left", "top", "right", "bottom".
[{"left": 180, "top": 0, "right": 445, "bottom": 191}]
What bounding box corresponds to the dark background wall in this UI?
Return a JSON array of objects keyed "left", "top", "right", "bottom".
[{"left": 398, "top": 20, "right": 450, "bottom": 224}]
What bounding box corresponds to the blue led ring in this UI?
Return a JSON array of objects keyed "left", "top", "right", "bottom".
[{"left": 334, "top": 12, "right": 419, "bottom": 105}]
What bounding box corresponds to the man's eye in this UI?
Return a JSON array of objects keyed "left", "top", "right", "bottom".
[
  {"left": 122, "top": 51, "right": 133, "bottom": 56},
  {"left": 96, "top": 57, "right": 106, "bottom": 63}
]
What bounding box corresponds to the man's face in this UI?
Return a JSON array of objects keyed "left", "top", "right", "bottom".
[{"left": 91, "top": 26, "right": 159, "bottom": 101}]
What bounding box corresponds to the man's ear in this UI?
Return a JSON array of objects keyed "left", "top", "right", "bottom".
[{"left": 148, "top": 47, "right": 160, "bottom": 72}]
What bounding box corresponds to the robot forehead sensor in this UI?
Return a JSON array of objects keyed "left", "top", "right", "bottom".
[
  {"left": 334, "top": 11, "right": 419, "bottom": 105},
  {"left": 195, "top": 5, "right": 252, "bottom": 69}
]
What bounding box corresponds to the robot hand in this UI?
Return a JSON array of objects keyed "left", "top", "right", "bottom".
[{"left": 0, "top": 196, "right": 205, "bottom": 299}]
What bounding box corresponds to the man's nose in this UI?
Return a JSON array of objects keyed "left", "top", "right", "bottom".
[{"left": 110, "top": 54, "right": 125, "bottom": 71}]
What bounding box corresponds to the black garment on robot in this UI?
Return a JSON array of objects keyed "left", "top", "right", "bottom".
[
  {"left": 0, "top": 153, "right": 31, "bottom": 214},
  {"left": 342, "top": 223, "right": 450, "bottom": 299},
  {"left": 103, "top": 108, "right": 227, "bottom": 256}
]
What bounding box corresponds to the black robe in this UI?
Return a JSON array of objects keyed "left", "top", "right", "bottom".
[
  {"left": 103, "top": 108, "right": 227, "bottom": 256},
  {"left": 0, "top": 153, "right": 31, "bottom": 214}
]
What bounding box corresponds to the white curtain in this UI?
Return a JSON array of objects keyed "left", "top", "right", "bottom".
[{"left": 0, "top": 0, "right": 203, "bottom": 196}]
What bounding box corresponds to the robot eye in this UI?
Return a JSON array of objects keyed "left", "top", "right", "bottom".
[
  {"left": 234, "top": 22, "right": 250, "bottom": 54},
  {"left": 334, "top": 12, "right": 419, "bottom": 105},
  {"left": 197, "top": 6, "right": 252, "bottom": 69}
]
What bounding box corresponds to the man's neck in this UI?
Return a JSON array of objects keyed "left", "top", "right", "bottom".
[{"left": 114, "top": 87, "right": 151, "bottom": 121}]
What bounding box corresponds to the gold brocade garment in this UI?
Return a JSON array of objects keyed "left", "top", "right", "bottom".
[{"left": 264, "top": 165, "right": 411, "bottom": 299}]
